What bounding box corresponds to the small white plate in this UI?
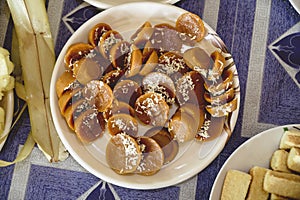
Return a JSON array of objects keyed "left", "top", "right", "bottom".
[
  {"left": 84, "top": 0, "right": 180, "bottom": 9},
  {"left": 209, "top": 124, "right": 300, "bottom": 199},
  {"left": 50, "top": 2, "right": 240, "bottom": 189},
  {"left": 0, "top": 90, "right": 14, "bottom": 151}
]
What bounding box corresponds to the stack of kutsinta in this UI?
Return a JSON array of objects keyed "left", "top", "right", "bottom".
[{"left": 56, "top": 12, "right": 239, "bottom": 176}]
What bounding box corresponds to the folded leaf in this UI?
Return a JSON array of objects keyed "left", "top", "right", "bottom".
[{"left": 6, "top": 0, "right": 68, "bottom": 162}]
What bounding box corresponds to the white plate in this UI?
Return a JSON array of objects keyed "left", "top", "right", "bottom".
[
  {"left": 209, "top": 124, "right": 300, "bottom": 199},
  {"left": 84, "top": 0, "right": 180, "bottom": 9},
  {"left": 0, "top": 90, "right": 14, "bottom": 151},
  {"left": 50, "top": 2, "right": 240, "bottom": 189},
  {"left": 290, "top": 0, "right": 300, "bottom": 14}
]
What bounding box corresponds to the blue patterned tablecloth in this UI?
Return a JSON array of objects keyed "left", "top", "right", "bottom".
[{"left": 0, "top": 0, "right": 299, "bottom": 199}]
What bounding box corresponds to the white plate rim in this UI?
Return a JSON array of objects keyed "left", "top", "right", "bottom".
[
  {"left": 209, "top": 124, "right": 300, "bottom": 199},
  {"left": 84, "top": 0, "right": 181, "bottom": 9},
  {"left": 289, "top": 0, "right": 300, "bottom": 14},
  {"left": 50, "top": 2, "right": 240, "bottom": 190}
]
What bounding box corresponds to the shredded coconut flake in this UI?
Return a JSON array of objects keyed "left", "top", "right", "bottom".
[
  {"left": 115, "top": 133, "right": 140, "bottom": 170},
  {"left": 197, "top": 119, "right": 211, "bottom": 140},
  {"left": 103, "top": 33, "right": 122, "bottom": 53},
  {"left": 178, "top": 75, "right": 194, "bottom": 102},
  {"left": 158, "top": 54, "right": 186, "bottom": 75},
  {"left": 85, "top": 50, "right": 96, "bottom": 59}
]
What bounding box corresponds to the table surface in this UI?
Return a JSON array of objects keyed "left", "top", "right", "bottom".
[{"left": 0, "top": 0, "right": 299, "bottom": 199}]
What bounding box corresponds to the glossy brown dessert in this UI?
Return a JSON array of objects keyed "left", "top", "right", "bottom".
[{"left": 55, "top": 12, "right": 238, "bottom": 175}]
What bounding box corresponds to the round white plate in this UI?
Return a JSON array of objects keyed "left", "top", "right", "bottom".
[
  {"left": 209, "top": 124, "right": 300, "bottom": 199},
  {"left": 50, "top": 2, "right": 240, "bottom": 189},
  {"left": 84, "top": 0, "right": 180, "bottom": 9}
]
